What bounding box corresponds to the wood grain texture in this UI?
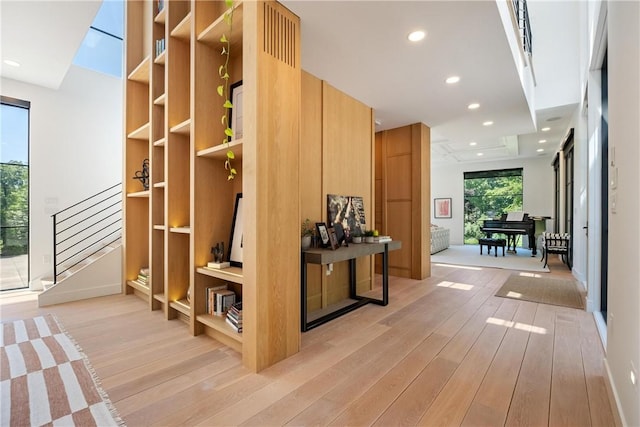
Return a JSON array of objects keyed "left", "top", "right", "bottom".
[
  {"left": 0, "top": 254, "right": 615, "bottom": 426},
  {"left": 376, "top": 123, "right": 430, "bottom": 280}
]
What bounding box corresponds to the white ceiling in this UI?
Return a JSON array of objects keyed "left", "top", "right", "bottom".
[
  {"left": 0, "top": 0, "right": 100, "bottom": 90},
  {"left": 1, "top": 0, "right": 579, "bottom": 165}
]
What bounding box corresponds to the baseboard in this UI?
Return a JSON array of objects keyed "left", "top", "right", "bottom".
[
  {"left": 38, "top": 282, "right": 121, "bottom": 307},
  {"left": 594, "top": 311, "right": 607, "bottom": 348},
  {"left": 604, "top": 358, "right": 627, "bottom": 427}
]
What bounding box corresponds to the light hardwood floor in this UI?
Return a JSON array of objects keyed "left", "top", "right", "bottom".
[{"left": 0, "top": 256, "right": 615, "bottom": 426}]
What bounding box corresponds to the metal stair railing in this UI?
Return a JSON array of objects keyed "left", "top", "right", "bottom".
[
  {"left": 513, "top": 0, "right": 532, "bottom": 56},
  {"left": 52, "top": 183, "right": 122, "bottom": 284}
]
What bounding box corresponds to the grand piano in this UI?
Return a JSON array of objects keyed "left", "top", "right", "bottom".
[{"left": 482, "top": 214, "right": 549, "bottom": 256}]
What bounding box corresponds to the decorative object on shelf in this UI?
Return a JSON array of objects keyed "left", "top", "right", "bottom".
[
  {"left": 327, "top": 194, "right": 366, "bottom": 239},
  {"left": 301, "top": 218, "right": 314, "bottom": 250},
  {"left": 217, "top": 0, "right": 237, "bottom": 181},
  {"left": 315, "top": 222, "right": 330, "bottom": 248},
  {"left": 208, "top": 242, "right": 230, "bottom": 269},
  {"left": 352, "top": 230, "right": 362, "bottom": 244},
  {"left": 132, "top": 158, "right": 150, "bottom": 190},
  {"left": 228, "top": 193, "right": 243, "bottom": 267},
  {"left": 434, "top": 197, "right": 452, "bottom": 218}
]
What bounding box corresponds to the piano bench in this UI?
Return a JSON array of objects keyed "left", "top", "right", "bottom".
[{"left": 479, "top": 238, "right": 506, "bottom": 257}]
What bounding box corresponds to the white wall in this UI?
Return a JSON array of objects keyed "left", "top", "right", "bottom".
[
  {"left": 606, "top": 1, "right": 640, "bottom": 425},
  {"left": 431, "top": 156, "right": 554, "bottom": 245},
  {"left": 1, "top": 65, "right": 123, "bottom": 288}
]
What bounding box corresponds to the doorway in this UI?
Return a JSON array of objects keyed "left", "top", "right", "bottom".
[{"left": 600, "top": 51, "right": 609, "bottom": 319}]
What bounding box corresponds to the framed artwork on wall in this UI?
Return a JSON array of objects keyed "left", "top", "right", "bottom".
[
  {"left": 434, "top": 197, "right": 452, "bottom": 219},
  {"left": 326, "top": 194, "right": 366, "bottom": 241}
]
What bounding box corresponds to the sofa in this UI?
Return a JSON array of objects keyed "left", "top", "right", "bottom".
[{"left": 430, "top": 225, "right": 450, "bottom": 254}]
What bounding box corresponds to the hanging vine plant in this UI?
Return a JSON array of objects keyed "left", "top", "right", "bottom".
[{"left": 217, "top": 0, "right": 237, "bottom": 180}]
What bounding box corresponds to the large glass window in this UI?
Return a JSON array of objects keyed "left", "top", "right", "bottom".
[
  {"left": 73, "top": 0, "right": 124, "bottom": 78},
  {"left": 1, "top": 97, "right": 30, "bottom": 290},
  {"left": 463, "top": 168, "right": 524, "bottom": 244}
]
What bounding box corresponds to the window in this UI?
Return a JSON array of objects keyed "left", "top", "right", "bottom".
[
  {"left": 1, "top": 97, "right": 30, "bottom": 290},
  {"left": 73, "top": 0, "right": 124, "bottom": 78},
  {"left": 463, "top": 168, "right": 523, "bottom": 244}
]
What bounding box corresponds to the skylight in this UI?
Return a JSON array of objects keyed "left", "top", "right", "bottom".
[{"left": 73, "top": 0, "right": 124, "bottom": 78}]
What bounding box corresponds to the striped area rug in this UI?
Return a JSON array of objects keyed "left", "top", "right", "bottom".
[{"left": 1, "top": 314, "right": 124, "bottom": 426}]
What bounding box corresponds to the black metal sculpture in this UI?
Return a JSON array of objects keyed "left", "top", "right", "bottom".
[{"left": 133, "top": 158, "right": 150, "bottom": 190}]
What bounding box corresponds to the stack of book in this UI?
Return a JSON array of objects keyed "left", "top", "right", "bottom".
[
  {"left": 205, "top": 285, "right": 236, "bottom": 316},
  {"left": 155, "top": 38, "right": 165, "bottom": 59},
  {"left": 136, "top": 267, "right": 149, "bottom": 286},
  {"left": 374, "top": 235, "right": 392, "bottom": 243},
  {"left": 226, "top": 302, "right": 242, "bottom": 333}
]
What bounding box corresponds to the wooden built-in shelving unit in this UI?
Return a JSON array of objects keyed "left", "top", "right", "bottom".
[{"left": 123, "top": 0, "right": 301, "bottom": 372}]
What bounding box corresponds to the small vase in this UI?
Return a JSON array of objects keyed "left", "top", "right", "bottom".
[
  {"left": 301, "top": 235, "right": 312, "bottom": 250},
  {"left": 352, "top": 236, "right": 362, "bottom": 244},
  {"left": 365, "top": 236, "right": 374, "bottom": 243}
]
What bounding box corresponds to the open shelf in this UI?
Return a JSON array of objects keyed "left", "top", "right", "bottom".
[
  {"left": 154, "top": 7, "right": 166, "bottom": 24},
  {"left": 198, "top": 3, "right": 244, "bottom": 50},
  {"left": 127, "top": 190, "right": 150, "bottom": 198},
  {"left": 170, "top": 299, "right": 190, "bottom": 316},
  {"left": 197, "top": 314, "right": 243, "bottom": 343},
  {"left": 153, "top": 224, "right": 166, "bottom": 230},
  {"left": 169, "top": 226, "right": 191, "bottom": 234},
  {"left": 128, "top": 122, "right": 150, "bottom": 140},
  {"left": 154, "top": 93, "right": 166, "bottom": 106},
  {"left": 153, "top": 293, "right": 166, "bottom": 304},
  {"left": 170, "top": 119, "right": 191, "bottom": 135},
  {"left": 127, "top": 279, "right": 150, "bottom": 294},
  {"left": 196, "top": 139, "right": 244, "bottom": 160},
  {"left": 153, "top": 181, "right": 166, "bottom": 188},
  {"left": 171, "top": 12, "right": 192, "bottom": 41},
  {"left": 197, "top": 266, "right": 243, "bottom": 285},
  {"left": 128, "top": 56, "right": 151, "bottom": 83},
  {"left": 154, "top": 50, "right": 166, "bottom": 65},
  {"left": 153, "top": 137, "right": 166, "bottom": 147}
]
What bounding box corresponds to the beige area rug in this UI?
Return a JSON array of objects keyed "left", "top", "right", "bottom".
[
  {"left": 495, "top": 274, "right": 584, "bottom": 309},
  {"left": 0, "top": 314, "right": 124, "bottom": 426},
  {"left": 432, "top": 244, "right": 549, "bottom": 273}
]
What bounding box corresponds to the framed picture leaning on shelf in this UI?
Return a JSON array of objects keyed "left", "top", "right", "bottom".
[
  {"left": 229, "top": 193, "right": 243, "bottom": 267},
  {"left": 229, "top": 80, "right": 243, "bottom": 141}
]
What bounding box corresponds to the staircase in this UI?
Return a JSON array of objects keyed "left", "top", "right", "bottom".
[{"left": 38, "top": 184, "right": 123, "bottom": 307}]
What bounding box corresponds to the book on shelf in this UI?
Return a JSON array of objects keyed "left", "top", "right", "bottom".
[
  {"left": 215, "top": 290, "right": 236, "bottom": 316},
  {"left": 225, "top": 301, "right": 243, "bottom": 332},
  {"left": 205, "top": 284, "right": 228, "bottom": 315},
  {"left": 373, "top": 236, "right": 392, "bottom": 243}
]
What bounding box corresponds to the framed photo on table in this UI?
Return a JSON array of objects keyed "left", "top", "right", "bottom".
[
  {"left": 434, "top": 197, "right": 452, "bottom": 219},
  {"left": 316, "top": 222, "right": 330, "bottom": 247}
]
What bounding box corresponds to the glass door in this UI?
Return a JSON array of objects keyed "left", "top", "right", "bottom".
[{"left": 1, "top": 96, "right": 30, "bottom": 290}]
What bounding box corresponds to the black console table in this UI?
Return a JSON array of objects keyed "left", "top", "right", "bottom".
[{"left": 301, "top": 240, "right": 402, "bottom": 332}]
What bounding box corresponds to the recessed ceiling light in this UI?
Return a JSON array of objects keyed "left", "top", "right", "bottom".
[
  {"left": 445, "top": 76, "right": 460, "bottom": 84},
  {"left": 468, "top": 103, "right": 480, "bottom": 110},
  {"left": 542, "top": 127, "right": 551, "bottom": 131},
  {"left": 469, "top": 141, "right": 477, "bottom": 146},
  {"left": 3, "top": 59, "right": 20, "bottom": 67},
  {"left": 477, "top": 153, "right": 484, "bottom": 156},
  {"left": 483, "top": 121, "right": 493, "bottom": 126},
  {"left": 408, "top": 31, "right": 426, "bottom": 42},
  {"left": 539, "top": 139, "right": 547, "bottom": 143},
  {"left": 537, "top": 148, "right": 544, "bottom": 152}
]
